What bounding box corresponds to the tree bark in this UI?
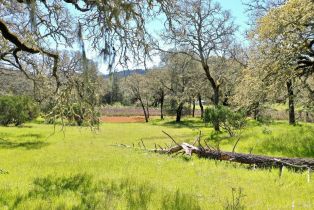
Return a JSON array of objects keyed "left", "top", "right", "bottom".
[
  {"left": 160, "top": 90, "right": 164, "bottom": 120},
  {"left": 203, "top": 64, "right": 220, "bottom": 106},
  {"left": 146, "top": 100, "right": 150, "bottom": 119},
  {"left": 197, "top": 93, "right": 204, "bottom": 119},
  {"left": 176, "top": 102, "right": 184, "bottom": 122},
  {"left": 202, "top": 65, "right": 220, "bottom": 131},
  {"left": 0, "top": 19, "right": 40, "bottom": 54},
  {"left": 212, "top": 86, "right": 220, "bottom": 106},
  {"left": 286, "top": 79, "right": 296, "bottom": 125},
  {"left": 212, "top": 87, "right": 220, "bottom": 131}
]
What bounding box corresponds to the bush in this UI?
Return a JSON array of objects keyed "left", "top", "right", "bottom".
[
  {"left": 256, "top": 113, "right": 272, "bottom": 125},
  {"left": 204, "top": 106, "right": 246, "bottom": 137},
  {"left": 0, "top": 95, "right": 39, "bottom": 126}
]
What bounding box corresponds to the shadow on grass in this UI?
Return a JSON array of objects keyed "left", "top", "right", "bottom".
[
  {"left": 0, "top": 124, "right": 34, "bottom": 128},
  {"left": 0, "top": 138, "right": 48, "bottom": 150},
  {"left": 7, "top": 174, "right": 201, "bottom": 210},
  {"left": 17, "top": 133, "right": 43, "bottom": 139},
  {"left": 161, "top": 119, "right": 204, "bottom": 129},
  {"left": 16, "top": 125, "right": 33, "bottom": 128},
  {"left": 142, "top": 133, "right": 194, "bottom": 141},
  {"left": 11, "top": 174, "right": 99, "bottom": 210}
]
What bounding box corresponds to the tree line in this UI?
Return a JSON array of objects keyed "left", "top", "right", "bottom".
[{"left": 0, "top": 0, "right": 313, "bottom": 129}]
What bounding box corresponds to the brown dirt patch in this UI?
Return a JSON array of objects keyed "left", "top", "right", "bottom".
[{"left": 100, "top": 116, "right": 145, "bottom": 123}]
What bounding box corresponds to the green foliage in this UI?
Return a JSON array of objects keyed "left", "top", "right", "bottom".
[
  {"left": 41, "top": 59, "right": 103, "bottom": 127},
  {"left": 0, "top": 95, "right": 39, "bottom": 126},
  {"left": 249, "top": 0, "right": 314, "bottom": 115},
  {"left": 204, "top": 106, "right": 247, "bottom": 136}
]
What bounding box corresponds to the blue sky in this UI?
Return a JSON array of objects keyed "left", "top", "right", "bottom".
[
  {"left": 219, "top": 0, "right": 249, "bottom": 34},
  {"left": 146, "top": 0, "right": 249, "bottom": 38}
]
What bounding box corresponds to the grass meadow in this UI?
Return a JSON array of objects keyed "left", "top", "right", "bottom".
[{"left": 0, "top": 118, "right": 313, "bottom": 209}]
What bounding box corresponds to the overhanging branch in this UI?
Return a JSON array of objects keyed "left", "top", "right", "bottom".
[
  {"left": 0, "top": 19, "right": 39, "bottom": 54},
  {"left": 0, "top": 18, "right": 60, "bottom": 90}
]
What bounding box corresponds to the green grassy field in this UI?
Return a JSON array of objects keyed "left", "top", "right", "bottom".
[{"left": 0, "top": 118, "right": 313, "bottom": 209}]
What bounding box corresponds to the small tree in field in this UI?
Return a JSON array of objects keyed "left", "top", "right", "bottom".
[
  {"left": 161, "top": 53, "right": 197, "bottom": 122},
  {"left": 162, "top": 0, "right": 236, "bottom": 130},
  {"left": 123, "top": 74, "right": 150, "bottom": 122},
  {"left": 146, "top": 69, "right": 167, "bottom": 120},
  {"left": 204, "top": 106, "right": 246, "bottom": 137},
  {"left": 204, "top": 106, "right": 247, "bottom": 152}
]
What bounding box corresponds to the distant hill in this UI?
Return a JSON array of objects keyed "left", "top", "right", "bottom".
[
  {"left": 103, "top": 69, "right": 145, "bottom": 79},
  {"left": 0, "top": 68, "right": 33, "bottom": 95}
]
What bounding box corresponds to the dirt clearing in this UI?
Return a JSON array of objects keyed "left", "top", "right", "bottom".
[{"left": 100, "top": 116, "right": 145, "bottom": 123}]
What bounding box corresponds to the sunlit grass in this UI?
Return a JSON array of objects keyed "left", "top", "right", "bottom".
[{"left": 0, "top": 118, "right": 313, "bottom": 209}]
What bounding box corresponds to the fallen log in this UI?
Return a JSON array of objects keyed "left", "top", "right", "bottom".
[
  {"left": 162, "top": 131, "right": 314, "bottom": 170},
  {"left": 114, "top": 143, "right": 314, "bottom": 171},
  {"left": 185, "top": 146, "right": 314, "bottom": 170},
  {"left": 114, "top": 142, "right": 314, "bottom": 170}
]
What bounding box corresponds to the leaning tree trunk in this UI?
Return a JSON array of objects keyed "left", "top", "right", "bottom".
[
  {"left": 286, "top": 79, "right": 296, "bottom": 125},
  {"left": 203, "top": 64, "right": 220, "bottom": 131},
  {"left": 198, "top": 93, "right": 204, "bottom": 118},
  {"left": 139, "top": 98, "right": 148, "bottom": 122},
  {"left": 176, "top": 102, "right": 184, "bottom": 122},
  {"left": 192, "top": 99, "right": 195, "bottom": 117}
]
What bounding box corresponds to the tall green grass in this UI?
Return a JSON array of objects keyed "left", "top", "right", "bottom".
[{"left": 0, "top": 118, "right": 313, "bottom": 209}]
